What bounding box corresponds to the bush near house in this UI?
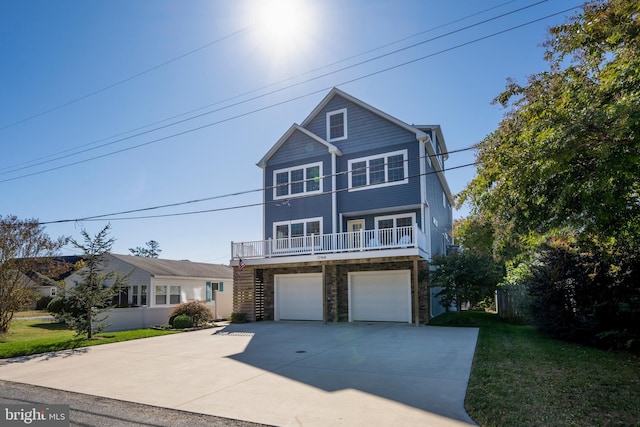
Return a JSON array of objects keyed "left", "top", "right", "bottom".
[
  {"left": 229, "top": 312, "right": 247, "bottom": 323},
  {"left": 171, "top": 315, "right": 194, "bottom": 329},
  {"left": 169, "top": 301, "right": 214, "bottom": 327}
]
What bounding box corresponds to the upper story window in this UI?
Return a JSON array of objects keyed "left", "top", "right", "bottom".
[
  {"left": 273, "top": 162, "right": 322, "bottom": 200},
  {"left": 348, "top": 149, "right": 408, "bottom": 191},
  {"left": 326, "top": 108, "right": 347, "bottom": 142}
]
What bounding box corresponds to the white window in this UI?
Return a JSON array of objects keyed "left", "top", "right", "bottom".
[
  {"left": 155, "top": 285, "right": 166, "bottom": 305},
  {"left": 374, "top": 213, "right": 415, "bottom": 246},
  {"left": 348, "top": 150, "right": 408, "bottom": 191},
  {"left": 155, "top": 285, "right": 180, "bottom": 305},
  {"left": 132, "top": 285, "right": 147, "bottom": 306},
  {"left": 50, "top": 287, "right": 56, "bottom": 297},
  {"left": 326, "top": 108, "right": 347, "bottom": 142},
  {"left": 273, "top": 217, "right": 322, "bottom": 251},
  {"left": 273, "top": 162, "right": 322, "bottom": 200}
]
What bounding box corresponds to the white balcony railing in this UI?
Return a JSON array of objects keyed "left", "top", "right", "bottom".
[{"left": 231, "top": 225, "right": 425, "bottom": 259}]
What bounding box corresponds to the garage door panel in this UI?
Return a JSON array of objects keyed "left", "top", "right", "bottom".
[
  {"left": 350, "top": 271, "right": 411, "bottom": 322},
  {"left": 276, "top": 274, "right": 323, "bottom": 321}
]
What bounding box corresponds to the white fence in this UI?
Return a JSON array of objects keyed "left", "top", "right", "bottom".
[{"left": 95, "top": 306, "right": 174, "bottom": 332}]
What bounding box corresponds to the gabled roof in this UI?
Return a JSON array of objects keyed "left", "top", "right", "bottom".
[
  {"left": 109, "top": 254, "right": 233, "bottom": 279},
  {"left": 300, "top": 87, "right": 429, "bottom": 141},
  {"left": 257, "top": 124, "right": 342, "bottom": 169},
  {"left": 21, "top": 255, "right": 84, "bottom": 286}
]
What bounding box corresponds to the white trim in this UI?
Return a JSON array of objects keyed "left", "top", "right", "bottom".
[
  {"left": 273, "top": 161, "right": 323, "bottom": 200},
  {"left": 331, "top": 152, "right": 337, "bottom": 234},
  {"left": 326, "top": 108, "right": 347, "bottom": 142},
  {"left": 302, "top": 88, "right": 427, "bottom": 140},
  {"left": 347, "top": 149, "right": 408, "bottom": 192},
  {"left": 374, "top": 212, "right": 416, "bottom": 230},
  {"left": 257, "top": 124, "right": 341, "bottom": 168}
]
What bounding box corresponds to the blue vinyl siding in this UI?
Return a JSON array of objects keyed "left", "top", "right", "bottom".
[
  {"left": 337, "top": 142, "right": 421, "bottom": 213},
  {"left": 260, "top": 91, "right": 452, "bottom": 252},
  {"left": 263, "top": 129, "right": 333, "bottom": 240},
  {"left": 304, "top": 96, "right": 416, "bottom": 155}
]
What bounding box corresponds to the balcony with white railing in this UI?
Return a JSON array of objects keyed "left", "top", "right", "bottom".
[{"left": 231, "top": 224, "right": 429, "bottom": 261}]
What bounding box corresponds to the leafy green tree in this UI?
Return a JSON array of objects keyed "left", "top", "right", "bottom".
[
  {"left": 430, "top": 251, "right": 504, "bottom": 313},
  {"left": 460, "top": 0, "right": 640, "bottom": 253},
  {"left": 129, "top": 240, "right": 161, "bottom": 258},
  {"left": 0, "top": 215, "right": 66, "bottom": 333},
  {"left": 61, "top": 225, "right": 129, "bottom": 338}
]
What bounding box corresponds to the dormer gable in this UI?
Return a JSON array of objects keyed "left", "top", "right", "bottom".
[
  {"left": 301, "top": 87, "right": 428, "bottom": 143},
  {"left": 257, "top": 124, "right": 341, "bottom": 169}
]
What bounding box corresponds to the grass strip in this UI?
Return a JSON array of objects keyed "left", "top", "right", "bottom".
[
  {"left": 0, "top": 319, "right": 180, "bottom": 359},
  {"left": 431, "top": 311, "right": 640, "bottom": 427}
]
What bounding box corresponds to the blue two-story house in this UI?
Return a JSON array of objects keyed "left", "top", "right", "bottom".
[{"left": 231, "top": 88, "right": 453, "bottom": 323}]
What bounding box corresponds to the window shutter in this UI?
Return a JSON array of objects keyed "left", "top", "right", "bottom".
[
  {"left": 206, "top": 281, "right": 212, "bottom": 302},
  {"left": 219, "top": 282, "right": 224, "bottom": 292}
]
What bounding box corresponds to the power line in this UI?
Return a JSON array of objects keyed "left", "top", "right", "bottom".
[
  {"left": 39, "top": 150, "right": 478, "bottom": 225},
  {"left": 52, "top": 162, "right": 479, "bottom": 223},
  {"left": 0, "top": 26, "right": 252, "bottom": 132},
  {"left": 0, "top": 0, "right": 521, "bottom": 175},
  {"left": 0, "top": 0, "right": 557, "bottom": 178},
  {"left": 0, "top": 5, "right": 579, "bottom": 185}
]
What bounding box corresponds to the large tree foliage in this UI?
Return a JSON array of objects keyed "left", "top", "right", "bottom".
[
  {"left": 460, "top": 0, "right": 640, "bottom": 252},
  {"left": 129, "top": 240, "right": 161, "bottom": 258},
  {"left": 430, "top": 251, "right": 504, "bottom": 313},
  {"left": 0, "top": 215, "right": 66, "bottom": 333},
  {"left": 60, "top": 225, "right": 129, "bottom": 338}
]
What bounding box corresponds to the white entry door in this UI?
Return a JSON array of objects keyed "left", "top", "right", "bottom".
[
  {"left": 275, "top": 273, "right": 323, "bottom": 321},
  {"left": 347, "top": 219, "right": 365, "bottom": 249},
  {"left": 349, "top": 270, "right": 411, "bottom": 323}
]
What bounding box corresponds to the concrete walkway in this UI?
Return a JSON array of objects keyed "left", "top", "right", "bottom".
[{"left": 0, "top": 322, "right": 478, "bottom": 427}]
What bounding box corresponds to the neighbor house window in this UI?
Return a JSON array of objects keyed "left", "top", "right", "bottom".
[
  {"left": 273, "top": 217, "right": 322, "bottom": 251},
  {"left": 155, "top": 285, "right": 180, "bottom": 305},
  {"left": 326, "top": 108, "right": 347, "bottom": 141},
  {"left": 170, "top": 286, "right": 181, "bottom": 304},
  {"left": 273, "top": 162, "right": 322, "bottom": 200},
  {"left": 348, "top": 150, "right": 408, "bottom": 191},
  {"left": 155, "top": 285, "right": 166, "bottom": 305}
]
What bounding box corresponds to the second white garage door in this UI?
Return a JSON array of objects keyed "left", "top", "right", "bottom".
[
  {"left": 349, "top": 270, "right": 412, "bottom": 323},
  {"left": 275, "top": 273, "right": 323, "bottom": 321}
]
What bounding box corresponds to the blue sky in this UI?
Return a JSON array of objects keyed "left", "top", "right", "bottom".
[{"left": 1, "top": 0, "right": 582, "bottom": 264}]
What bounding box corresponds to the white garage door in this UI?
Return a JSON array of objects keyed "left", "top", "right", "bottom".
[
  {"left": 349, "top": 270, "right": 411, "bottom": 323},
  {"left": 275, "top": 273, "right": 323, "bottom": 321}
]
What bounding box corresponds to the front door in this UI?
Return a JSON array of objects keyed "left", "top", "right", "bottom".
[{"left": 347, "top": 219, "right": 365, "bottom": 249}]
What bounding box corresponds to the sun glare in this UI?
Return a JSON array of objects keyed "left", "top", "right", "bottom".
[{"left": 249, "top": 0, "right": 316, "bottom": 68}]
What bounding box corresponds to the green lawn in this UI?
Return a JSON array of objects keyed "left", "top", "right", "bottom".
[
  {"left": 430, "top": 312, "right": 640, "bottom": 427},
  {"left": 0, "top": 318, "right": 180, "bottom": 359}
]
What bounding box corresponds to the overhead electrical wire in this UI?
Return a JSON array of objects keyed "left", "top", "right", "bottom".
[
  {"left": 0, "top": 4, "right": 581, "bottom": 185},
  {"left": 0, "top": 0, "right": 521, "bottom": 174},
  {"left": 0, "top": 27, "right": 252, "bottom": 132},
  {"left": 41, "top": 145, "right": 478, "bottom": 223},
  {"left": 40, "top": 161, "right": 478, "bottom": 225},
  {"left": 1, "top": 0, "right": 554, "bottom": 177}
]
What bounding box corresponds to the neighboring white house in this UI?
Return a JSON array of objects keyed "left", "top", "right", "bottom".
[{"left": 64, "top": 254, "right": 234, "bottom": 331}]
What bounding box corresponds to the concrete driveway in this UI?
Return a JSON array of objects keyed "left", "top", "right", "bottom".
[{"left": 0, "top": 322, "right": 478, "bottom": 427}]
